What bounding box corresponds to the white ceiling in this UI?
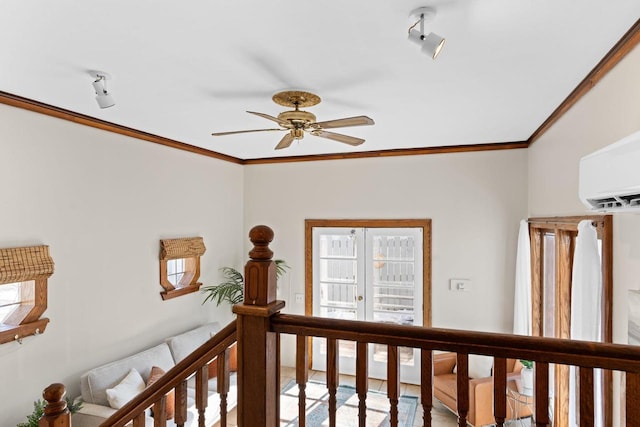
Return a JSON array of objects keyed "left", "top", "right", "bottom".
[{"left": 2, "top": 1, "right": 640, "bottom": 160}]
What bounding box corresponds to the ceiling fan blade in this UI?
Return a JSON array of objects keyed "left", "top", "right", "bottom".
[
  {"left": 274, "top": 133, "right": 295, "bottom": 150},
  {"left": 312, "top": 115, "right": 374, "bottom": 130},
  {"left": 247, "top": 111, "right": 291, "bottom": 128},
  {"left": 311, "top": 130, "right": 365, "bottom": 146},
  {"left": 211, "top": 128, "right": 284, "bottom": 136}
]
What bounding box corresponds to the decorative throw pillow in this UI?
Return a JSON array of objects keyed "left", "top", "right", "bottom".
[
  {"left": 146, "top": 366, "right": 175, "bottom": 419},
  {"left": 468, "top": 354, "right": 494, "bottom": 379},
  {"left": 453, "top": 354, "right": 494, "bottom": 379},
  {"left": 106, "top": 368, "right": 146, "bottom": 409}
]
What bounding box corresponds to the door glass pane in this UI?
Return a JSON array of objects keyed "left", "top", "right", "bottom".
[
  {"left": 318, "top": 233, "right": 358, "bottom": 358},
  {"left": 318, "top": 234, "right": 357, "bottom": 320},
  {"left": 312, "top": 225, "right": 424, "bottom": 383},
  {"left": 371, "top": 234, "right": 418, "bottom": 366},
  {"left": 543, "top": 233, "right": 556, "bottom": 338}
]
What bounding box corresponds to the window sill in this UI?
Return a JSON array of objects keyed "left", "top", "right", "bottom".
[
  {"left": 0, "top": 318, "right": 49, "bottom": 345},
  {"left": 160, "top": 283, "right": 202, "bottom": 301}
]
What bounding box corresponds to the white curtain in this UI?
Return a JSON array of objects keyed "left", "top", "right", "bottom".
[
  {"left": 569, "top": 220, "right": 603, "bottom": 427},
  {"left": 513, "top": 219, "right": 532, "bottom": 336}
]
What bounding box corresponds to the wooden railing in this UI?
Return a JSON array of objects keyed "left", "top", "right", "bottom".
[
  {"left": 273, "top": 314, "right": 640, "bottom": 426},
  {"left": 40, "top": 225, "right": 640, "bottom": 426},
  {"left": 102, "top": 321, "right": 236, "bottom": 427}
]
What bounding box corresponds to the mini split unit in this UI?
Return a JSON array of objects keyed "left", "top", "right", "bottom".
[{"left": 579, "top": 129, "right": 640, "bottom": 212}]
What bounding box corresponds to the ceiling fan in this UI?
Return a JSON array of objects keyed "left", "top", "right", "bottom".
[{"left": 211, "top": 90, "right": 374, "bottom": 150}]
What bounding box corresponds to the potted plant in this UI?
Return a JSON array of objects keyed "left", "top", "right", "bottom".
[
  {"left": 519, "top": 359, "right": 534, "bottom": 395},
  {"left": 18, "top": 398, "right": 82, "bottom": 427},
  {"left": 202, "top": 260, "right": 290, "bottom": 306}
]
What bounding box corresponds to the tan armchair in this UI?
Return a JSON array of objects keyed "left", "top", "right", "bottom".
[{"left": 433, "top": 352, "right": 533, "bottom": 426}]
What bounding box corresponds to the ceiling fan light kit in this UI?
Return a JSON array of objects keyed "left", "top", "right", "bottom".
[
  {"left": 408, "top": 6, "right": 445, "bottom": 60},
  {"left": 89, "top": 70, "right": 115, "bottom": 109},
  {"left": 211, "top": 90, "right": 375, "bottom": 150}
]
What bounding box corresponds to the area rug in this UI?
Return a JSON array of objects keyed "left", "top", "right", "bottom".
[{"left": 280, "top": 380, "right": 418, "bottom": 427}]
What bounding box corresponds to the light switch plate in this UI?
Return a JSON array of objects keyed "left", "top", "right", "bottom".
[{"left": 449, "top": 279, "right": 471, "bottom": 292}]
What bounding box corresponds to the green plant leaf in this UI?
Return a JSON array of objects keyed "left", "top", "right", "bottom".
[
  {"left": 520, "top": 359, "right": 534, "bottom": 369},
  {"left": 201, "top": 267, "right": 244, "bottom": 306},
  {"left": 17, "top": 397, "right": 82, "bottom": 427},
  {"left": 274, "top": 259, "right": 290, "bottom": 280},
  {"left": 202, "top": 260, "right": 290, "bottom": 307}
]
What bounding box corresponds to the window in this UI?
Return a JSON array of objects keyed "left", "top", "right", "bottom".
[
  {"left": 159, "top": 237, "right": 206, "bottom": 300},
  {"left": 0, "top": 282, "right": 21, "bottom": 323},
  {"left": 167, "top": 258, "right": 186, "bottom": 286},
  {"left": 0, "top": 245, "right": 54, "bottom": 345},
  {"left": 529, "top": 215, "right": 612, "bottom": 426}
]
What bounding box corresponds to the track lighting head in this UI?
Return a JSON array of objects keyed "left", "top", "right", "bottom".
[
  {"left": 422, "top": 32, "right": 446, "bottom": 59},
  {"left": 89, "top": 70, "right": 115, "bottom": 109},
  {"left": 408, "top": 7, "right": 445, "bottom": 60}
]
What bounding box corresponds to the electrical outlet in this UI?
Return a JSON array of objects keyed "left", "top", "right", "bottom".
[
  {"left": 449, "top": 279, "right": 471, "bottom": 292},
  {"left": 295, "top": 293, "right": 304, "bottom": 303}
]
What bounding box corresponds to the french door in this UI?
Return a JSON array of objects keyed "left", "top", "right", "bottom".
[
  {"left": 309, "top": 225, "right": 425, "bottom": 384},
  {"left": 529, "top": 216, "right": 613, "bottom": 426}
]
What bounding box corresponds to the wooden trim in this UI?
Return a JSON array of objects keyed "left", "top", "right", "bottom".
[
  {"left": 244, "top": 141, "right": 529, "bottom": 164},
  {"left": 304, "top": 218, "right": 432, "bottom": 372},
  {"left": 0, "top": 90, "right": 529, "bottom": 164},
  {"left": 160, "top": 282, "right": 202, "bottom": 301},
  {"left": 0, "top": 91, "right": 243, "bottom": 165},
  {"left": 601, "top": 215, "right": 614, "bottom": 427},
  {"left": 2, "top": 20, "right": 639, "bottom": 164},
  {"left": 528, "top": 18, "right": 640, "bottom": 144},
  {"left": 304, "top": 218, "right": 432, "bottom": 325},
  {"left": 105, "top": 321, "right": 237, "bottom": 426},
  {"left": 529, "top": 214, "right": 613, "bottom": 425},
  {"left": 0, "top": 317, "right": 49, "bottom": 345},
  {"left": 555, "top": 229, "right": 574, "bottom": 427},
  {"left": 530, "top": 227, "right": 543, "bottom": 338}
]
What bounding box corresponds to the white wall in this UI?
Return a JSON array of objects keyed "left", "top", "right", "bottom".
[
  {"left": 244, "top": 150, "right": 528, "bottom": 365},
  {"left": 0, "top": 104, "right": 244, "bottom": 426},
  {"left": 528, "top": 44, "right": 640, "bottom": 423}
]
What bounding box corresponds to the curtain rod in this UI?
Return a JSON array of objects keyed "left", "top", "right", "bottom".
[{"left": 527, "top": 220, "right": 601, "bottom": 227}]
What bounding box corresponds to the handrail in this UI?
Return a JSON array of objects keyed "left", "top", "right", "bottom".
[
  {"left": 100, "top": 320, "right": 237, "bottom": 427},
  {"left": 273, "top": 313, "right": 640, "bottom": 426},
  {"left": 272, "top": 313, "right": 640, "bottom": 372}
]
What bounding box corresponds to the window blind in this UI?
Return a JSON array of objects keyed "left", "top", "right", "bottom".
[
  {"left": 160, "top": 237, "right": 206, "bottom": 260},
  {"left": 0, "top": 245, "right": 54, "bottom": 284}
]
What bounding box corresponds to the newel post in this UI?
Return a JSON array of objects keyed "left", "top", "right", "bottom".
[
  {"left": 233, "top": 225, "right": 285, "bottom": 427},
  {"left": 38, "top": 383, "right": 71, "bottom": 427}
]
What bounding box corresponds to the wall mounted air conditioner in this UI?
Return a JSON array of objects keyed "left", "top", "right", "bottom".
[{"left": 579, "top": 129, "right": 640, "bottom": 212}]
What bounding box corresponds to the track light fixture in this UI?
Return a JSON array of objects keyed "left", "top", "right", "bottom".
[
  {"left": 408, "top": 7, "right": 445, "bottom": 60},
  {"left": 89, "top": 70, "right": 115, "bottom": 109}
]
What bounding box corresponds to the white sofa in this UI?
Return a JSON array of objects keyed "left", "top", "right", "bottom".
[{"left": 73, "top": 322, "right": 237, "bottom": 427}]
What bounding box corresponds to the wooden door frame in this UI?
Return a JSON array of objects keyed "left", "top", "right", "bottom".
[
  {"left": 529, "top": 215, "right": 613, "bottom": 426},
  {"left": 304, "top": 219, "right": 432, "bottom": 367}
]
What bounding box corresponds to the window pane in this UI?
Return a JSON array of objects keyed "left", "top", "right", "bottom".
[
  {"left": 0, "top": 283, "right": 21, "bottom": 323},
  {"left": 167, "top": 258, "right": 187, "bottom": 286}
]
